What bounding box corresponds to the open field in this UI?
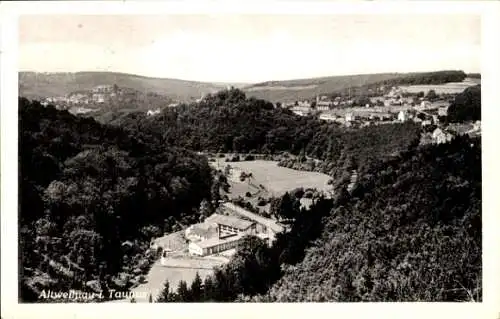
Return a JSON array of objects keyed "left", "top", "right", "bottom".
[
  {"left": 212, "top": 159, "right": 332, "bottom": 198},
  {"left": 400, "top": 81, "right": 477, "bottom": 94},
  {"left": 243, "top": 72, "right": 405, "bottom": 103}
]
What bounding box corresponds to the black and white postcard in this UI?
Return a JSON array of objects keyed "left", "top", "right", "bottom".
[{"left": 1, "top": 1, "right": 499, "bottom": 319}]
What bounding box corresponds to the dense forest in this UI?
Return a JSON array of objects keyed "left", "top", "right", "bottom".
[
  {"left": 19, "top": 98, "right": 213, "bottom": 302},
  {"left": 376, "top": 70, "right": 466, "bottom": 86},
  {"left": 154, "top": 135, "right": 481, "bottom": 302},
  {"left": 466, "top": 73, "right": 481, "bottom": 79},
  {"left": 277, "top": 122, "right": 421, "bottom": 178},
  {"left": 254, "top": 135, "right": 482, "bottom": 302},
  {"left": 447, "top": 85, "right": 481, "bottom": 122}
]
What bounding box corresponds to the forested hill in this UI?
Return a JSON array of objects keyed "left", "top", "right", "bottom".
[
  {"left": 113, "top": 88, "right": 421, "bottom": 176},
  {"left": 18, "top": 71, "right": 234, "bottom": 101},
  {"left": 19, "top": 97, "right": 213, "bottom": 301},
  {"left": 251, "top": 136, "right": 481, "bottom": 302}
]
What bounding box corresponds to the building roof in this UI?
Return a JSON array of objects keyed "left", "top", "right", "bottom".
[
  {"left": 222, "top": 203, "right": 284, "bottom": 233},
  {"left": 192, "top": 232, "right": 245, "bottom": 249},
  {"left": 189, "top": 225, "right": 217, "bottom": 239},
  {"left": 447, "top": 123, "right": 474, "bottom": 135},
  {"left": 205, "top": 213, "right": 255, "bottom": 230}
]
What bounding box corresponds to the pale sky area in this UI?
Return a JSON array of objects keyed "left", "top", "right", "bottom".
[{"left": 19, "top": 15, "right": 481, "bottom": 83}]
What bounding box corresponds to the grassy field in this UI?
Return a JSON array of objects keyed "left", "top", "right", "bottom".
[
  {"left": 243, "top": 72, "right": 405, "bottom": 103},
  {"left": 212, "top": 159, "right": 332, "bottom": 199},
  {"left": 400, "top": 81, "right": 477, "bottom": 94}
]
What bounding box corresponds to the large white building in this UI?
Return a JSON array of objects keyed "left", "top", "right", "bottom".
[
  {"left": 188, "top": 233, "right": 246, "bottom": 256},
  {"left": 221, "top": 202, "right": 285, "bottom": 246},
  {"left": 186, "top": 213, "right": 257, "bottom": 256},
  {"left": 181, "top": 203, "right": 287, "bottom": 257}
]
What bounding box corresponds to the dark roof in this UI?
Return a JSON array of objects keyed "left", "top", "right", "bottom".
[
  {"left": 206, "top": 213, "right": 255, "bottom": 230},
  {"left": 222, "top": 203, "right": 284, "bottom": 233}
]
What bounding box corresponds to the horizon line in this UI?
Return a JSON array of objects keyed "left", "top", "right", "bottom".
[{"left": 18, "top": 68, "right": 480, "bottom": 85}]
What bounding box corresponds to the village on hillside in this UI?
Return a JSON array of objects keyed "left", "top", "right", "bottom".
[{"left": 279, "top": 79, "right": 481, "bottom": 144}]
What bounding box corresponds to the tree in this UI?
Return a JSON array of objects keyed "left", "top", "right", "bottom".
[
  {"left": 271, "top": 192, "right": 300, "bottom": 221},
  {"left": 199, "top": 199, "right": 214, "bottom": 218},
  {"left": 157, "top": 280, "right": 172, "bottom": 302},
  {"left": 190, "top": 272, "right": 203, "bottom": 301},
  {"left": 292, "top": 187, "right": 305, "bottom": 199},
  {"left": 426, "top": 89, "right": 438, "bottom": 100},
  {"left": 176, "top": 280, "right": 191, "bottom": 302},
  {"left": 447, "top": 85, "right": 481, "bottom": 122},
  {"left": 203, "top": 276, "right": 215, "bottom": 301}
]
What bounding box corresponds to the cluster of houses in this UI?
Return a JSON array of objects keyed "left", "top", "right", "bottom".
[
  {"left": 155, "top": 202, "right": 285, "bottom": 260},
  {"left": 279, "top": 85, "right": 455, "bottom": 121},
  {"left": 276, "top": 86, "right": 456, "bottom": 129},
  {"left": 425, "top": 120, "right": 481, "bottom": 145},
  {"left": 316, "top": 105, "right": 445, "bottom": 128},
  {"left": 44, "top": 85, "right": 120, "bottom": 106}
]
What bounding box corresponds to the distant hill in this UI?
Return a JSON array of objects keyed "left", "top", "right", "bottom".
[
  {"left": 19, "top": 70, "right": 468, "bottom": 105},
  {"left": 243, "top": 70, "right": 467, "bottom": 103},
  {"left": 18, "top": 71, "right": 245, "bottom": 102}
]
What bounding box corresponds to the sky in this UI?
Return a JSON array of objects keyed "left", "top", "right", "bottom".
[{"left": 19, "top": 14, "right": 481, "bottom": 83}]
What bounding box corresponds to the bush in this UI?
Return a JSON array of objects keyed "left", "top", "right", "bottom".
[{"left": 245, "top": 192, "right": 252, "bottom": 198}]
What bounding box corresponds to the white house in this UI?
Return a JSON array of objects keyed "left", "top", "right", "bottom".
[
  {"left": 345, "top": 112, "right": 355, "bottom": 122},
  {"left": 438, "top": 107, "right": 448, "bottom": 117},
  {"left": 319, "top": 113, "right": 337, "bottom": 122},
  {"left": 473, "top": 120, "right": 481, "bottom": 131},
  {"left": 420, "top": 101, "right": 432, "bottom": 109},
  {"left": 398, "top": 111, "right": 408, "bottom": 122},
  {"left": 146, "top": 109, "right": 161, "bottom": 116},
  {"left": 432, "top": 128, "right": 454, "bottom": 144},
  {"left": 316, "top": 103, "right": 330, "bottom": 111}
]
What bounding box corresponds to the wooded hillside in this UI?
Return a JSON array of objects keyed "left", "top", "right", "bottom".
[
  {"left": 252, "top": 136, "right": 481, "bottom": 302},
  {"left": 19, "top": 97, "right": 213, "bottom": 301}
]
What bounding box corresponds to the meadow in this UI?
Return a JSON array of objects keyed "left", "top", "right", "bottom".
[
  {"left": 400, "top": 81, "right": 477, "bottom": 94},
  {"left": 212, "top": 159, "right": 333, "bottom": 198}
]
